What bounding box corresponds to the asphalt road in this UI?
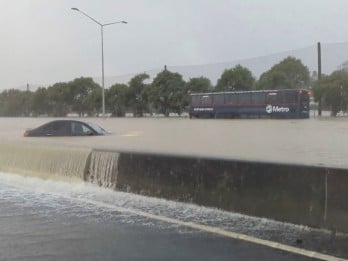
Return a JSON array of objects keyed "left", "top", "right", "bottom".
[{"left": 0, "top": 172, "right": 326, "bottom": 261}]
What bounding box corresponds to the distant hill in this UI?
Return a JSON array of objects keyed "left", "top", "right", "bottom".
[
  {"left": 5, "top": 42, "right": 348, "bottom": 91},
  {"left": 97, "top": 42, "right": 348, "bottom": 86}
]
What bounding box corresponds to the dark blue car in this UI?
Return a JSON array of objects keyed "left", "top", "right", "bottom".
[{"left": 24, "top": 120, "right": 108, "bottom": 137}]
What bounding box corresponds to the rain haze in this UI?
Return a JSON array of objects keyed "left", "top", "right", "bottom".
[
  {"left": 1, "top": 2, "right": 348, "bottom": 260},
  {"left": 1, "top": 0, "right": 348, "bottom": 89}
]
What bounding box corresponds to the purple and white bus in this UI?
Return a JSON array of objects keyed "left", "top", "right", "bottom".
[{"left": 189, "top": 89, "right": 309, "bottom": 119}]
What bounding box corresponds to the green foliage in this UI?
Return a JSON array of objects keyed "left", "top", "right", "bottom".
[
  {"left": 313, "top": 71, "right": 348, "bottom": 116},
  {"left": 31, "top": 87, "right": 49, "bottom": 116},
  {"left": 127, "top": 74, "right": 150, "bottom": 117},
  {"left": 0, "top": 89, "right": 32, "bottom": 116},
  {"left": 106, "top": 83, "right": 128, "bottom": 117},
  {"left": 186, "top": 77, "right": 212, "bottom": 94},
  {"left": 87, "top": 86, "right": 102, "bottom": 116},
  {"left": 47, "top": 82, "right": 70, "bottom": 116},
  {"left": 44, "top": 77, "right": 102, "bottom": 117},
  {"left": 69, "top": 77, "right": 101, "bottom": 116},
  {"left": 184, "top": 77, "right": 212, "bottom": 109},
  {"left": 256, "top": 56, "right": 310, "bottom": 90},
  {"left": 149, "top": 70, "right": 186, "bottom": 116},
  {"left": 215, "top": 65, "right": 255, "bottom": 92},
  {"left": 1, "top": 56, "right": 346, "bottom": 118}
]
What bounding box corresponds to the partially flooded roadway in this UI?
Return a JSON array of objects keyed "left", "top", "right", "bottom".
[
  {"left": 0, "top": 117, "right": 348, "bottom": 260},
  {"left": 1, "top": 116, "right": 348, "bottom": 168}
]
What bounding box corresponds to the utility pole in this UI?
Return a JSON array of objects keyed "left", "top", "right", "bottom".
[{"left": 317, "top": 42, "right": 322, "bottom": 116}]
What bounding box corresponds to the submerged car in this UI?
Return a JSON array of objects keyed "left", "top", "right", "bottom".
[{"left": 24, "top": 120, "right": 108, "bottom": 137}]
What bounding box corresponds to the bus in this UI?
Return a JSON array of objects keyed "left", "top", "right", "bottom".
[{"left": 189, "top": 89, "right": 309, "bottom": 119}]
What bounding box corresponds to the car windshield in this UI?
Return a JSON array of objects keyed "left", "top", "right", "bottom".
[{"left": 86, "top": 122, "right": 107, "bottom": 135}]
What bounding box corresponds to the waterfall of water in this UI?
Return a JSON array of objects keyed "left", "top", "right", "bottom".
[
  {"left": 85, "top": 150, "right": 119, "bottom": 188},
  {"left": 0, "top": 142, "right": 91, "bottom": 181}
]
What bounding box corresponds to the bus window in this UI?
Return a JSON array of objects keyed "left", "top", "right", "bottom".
[
  {"left": 251, "top": 92, "right": 265, "bottom": 104},
  {"left": 213, "top": 94, "right": 224, "bottom": 105},
  {"left": 225, "top": 93, "right": 237, "bottom": 104},
  {"left": 266, "top": 92, "right": 278, "bottom": 103},
  {"left": 280, "top": 91, "right": 297, "bottom": 103},
  {"left": 201, "top": 95, "right": 213, "bottom": 106},
  {"left": 191, "top": 95, "right": 201, "bottom": 106},
  {"left": 238, "top": 93, "right": 251, "bottom": 104}
]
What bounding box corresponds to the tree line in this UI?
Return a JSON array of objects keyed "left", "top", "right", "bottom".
[{"left": 0, "top": 56, "right": 347, "bottom": 117}]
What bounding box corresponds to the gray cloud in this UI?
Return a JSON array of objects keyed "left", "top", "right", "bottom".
[{"left": 1, "top": 0, "right": 348, "bottom": 89}]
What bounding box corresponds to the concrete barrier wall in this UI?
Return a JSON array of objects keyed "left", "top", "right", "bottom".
[
  {"left": 326, "top": 168, "right": 348, "bottom": 232},
  {"left": 0, "top": 142, "right": 346, "bottom": 233},
  {"left": 117, "top": 153, "right": 348, "bottom": 233}
]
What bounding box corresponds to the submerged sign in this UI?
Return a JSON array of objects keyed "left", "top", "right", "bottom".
[{"left": 266, "top": 105, "right": 290, "bottom": 113}]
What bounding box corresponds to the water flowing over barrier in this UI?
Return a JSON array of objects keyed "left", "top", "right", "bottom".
[
  {"left": 0, "top": 143, "right": 90, "bottom": 181},
  {"left": 0, "top": 142, "right": 347, "bottom": 233},
  {"left": 85, "top": 150, "right": 119, "bottom": 188}
]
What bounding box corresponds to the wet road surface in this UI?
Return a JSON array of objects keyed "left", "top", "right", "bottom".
[{"left": 0, "top": 172, "right": 346, "bottom": 261}]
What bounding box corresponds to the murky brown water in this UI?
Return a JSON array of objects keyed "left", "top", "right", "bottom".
[{"left": 1, "top": 117, "right": 348, "bottom": 168}]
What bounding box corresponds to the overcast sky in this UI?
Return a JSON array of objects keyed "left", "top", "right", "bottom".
[{"left": 1, "top": 0, "right": 348, "bottom": 89}]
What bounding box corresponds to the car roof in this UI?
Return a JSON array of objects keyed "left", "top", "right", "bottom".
[{"left": 44, "top": 119, "right": 88, "bottom": 124}]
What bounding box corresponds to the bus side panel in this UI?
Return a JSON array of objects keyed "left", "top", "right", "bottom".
[
  {"left": 190, "top": 90, "right": 310, "bottom": 119},
  {"left": 214, "top": 105, "right": 238, "bottom": 118}
]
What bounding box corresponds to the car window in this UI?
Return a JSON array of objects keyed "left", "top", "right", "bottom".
[
  {"left": 71, "top": 122, "right": 93, "bottom": 135},
  {"left": 86, "top": 122, "right": 106, "bottom": 135},
  {"left": 38, "top": 121, "right": 69, "bottom": 136}
]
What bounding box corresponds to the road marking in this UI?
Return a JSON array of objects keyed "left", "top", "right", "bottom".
[
  {"left": 1, "top": 176, "right": 346, "bottom": 261},
  {"left": 73, "top": 197, "right": 347, "bottom": 261},
  {"left": 121, "top": 131, "right": 143, "bottom": 137}
]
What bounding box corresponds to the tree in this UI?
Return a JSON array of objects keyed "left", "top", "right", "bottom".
[
  {"left": 31, "top": 87, "right": 49, "bottom": 116},
  {"left": 149, "top": 70, "right": 186, "bottom": 116},
  {"left": 186, "top": 77, "right": 212, "bottom": 94},
  {"left": 21, "top": 90, "right": 33, "bottom": 116},
  {"left": 215, "top": 65, "right": 255, "bottom": 92},
  {"left": 68, "top": 77, "right": 101, "bottom": 116},
  {"left": 87, "top": 86, "right": 102, "bottom": 116},
  {"left": 313, "top": 71, "right": 348, "bottom": 116},
  {"left": 184, "top": 77, "right": 212, "bottom": 108},
  {"left": 47, "top": 82, "right": 71, "bottom": 117},
  {"left": 126, "top": 73, "right": 150, "bottom": 117},
  {"left": 256, "top": 56, "right": 310, "bottom": 90},
  {"left": 106, "top": 83, "right": 128, "bottom": 117},
  {"left": 0, "top": 89, "right": 32, "bottom": 116}
]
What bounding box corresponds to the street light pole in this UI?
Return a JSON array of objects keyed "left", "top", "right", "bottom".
[
  {"left": 71, "top": 7, "right": 127, "bottom": 118},
  {"left": 101, "top": 25, "right": 105, "bottom": 117}
]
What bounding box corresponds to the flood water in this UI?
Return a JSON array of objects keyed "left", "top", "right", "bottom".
[
  {"left": 0, "top": 172, "right": 347, "bottom": 260},
  {"left": 1, "top": 117, "right": 348, "bottom": 168}
]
